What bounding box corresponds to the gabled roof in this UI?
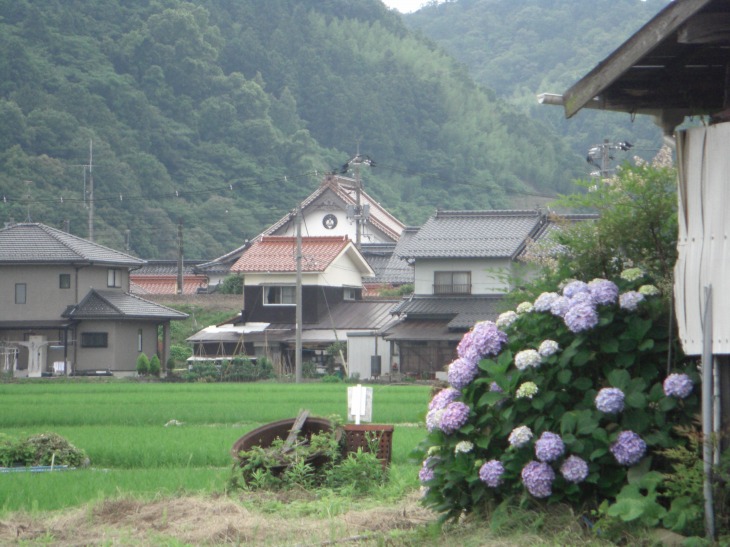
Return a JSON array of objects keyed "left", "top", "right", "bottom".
[
  {"left": 0, "top": 223, "right": 145, "bottom": 266},
  {"left": 399, "top": 210, "right": 545, "bottom": 260},
  {"left": 361, "top": 226, "right": 418, "bottom": 285},
  {"left": 62, "top": 289, "right": 188, "bottom": 320},
  {"left": 230, "top": 235, "right": 374, "bottom": 276},
  {"left": 130, "top": 275, "right": 208, "bottom": 295},
  {"left": 551, "top": 0, "right": 729, "bottom": 126}
]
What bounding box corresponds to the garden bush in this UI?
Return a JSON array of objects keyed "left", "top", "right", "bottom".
[
  {"left": 417, "top": 269, "right": 701, "bottom": 529},
  {"left": 182, "top": 357, "right": 274, "bottom": 382},
  {"left": 0, "top": 432, "right": 88, "bottom": 468},
  {"left": 149, "top": 355, "right": 161, "bottom": 376},
  {"left": 136, "top": 353, "right": 150, "bottom": 376}
]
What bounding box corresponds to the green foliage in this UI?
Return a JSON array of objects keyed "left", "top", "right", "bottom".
[
  {"left": 148, "top": 354, "right": 161, "bottom": 376},
  {"left": 135, "top": 353, "right": 150, "bottom": 376},
  {"left": 217, "top": 274, "right": 243, "bottom": 295},
  {"left": 0, "top": 432, "right": 88, "bottom": 468},
  {"left": 417, "top": 270, "right": 700, "bottom": 524},
  {"left": 168, "top": 345, "right": 192, "bottom": 363},
  {"left": 181, "top": 356, "right": 274, "bottom": 383}
]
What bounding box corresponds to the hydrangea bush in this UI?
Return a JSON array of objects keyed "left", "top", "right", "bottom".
[{"left": 417, "top": 270, "right": 699, "bottom": 521}]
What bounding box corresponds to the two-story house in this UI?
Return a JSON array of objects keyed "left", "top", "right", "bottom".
[
  {"left": 0, "top": 223, "right": 188, "bottom": 377},
  {"left": 382, "top": 210, "right": 565, "bottom": 379},
  {"left": 187, "top": 235, "right": 399, "bottom": 377}
]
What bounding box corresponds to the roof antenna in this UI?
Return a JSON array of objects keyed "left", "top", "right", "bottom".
[{"left": 24, "top": 180, "right": 32, "bottom": 222}]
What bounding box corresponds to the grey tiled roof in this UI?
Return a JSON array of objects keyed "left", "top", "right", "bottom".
[
  {"left": 361, "top": 229, "right": 416, "bottom": 285},
  {"left": 399, "top": 210, "right": 545, "bottom": 260},
  {"left": 134, "top": 260, "right": 206, "bottom": 276},
  {"left": 0, "top": 223, "right": 145, "bottom": 266},
  {"left": 62, "top": 290, "right": 188, "bottom": 320}
]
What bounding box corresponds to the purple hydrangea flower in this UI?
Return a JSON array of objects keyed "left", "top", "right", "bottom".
[
  {"left": 534, "top": 292, "right": 560, "bottom": 312},
  {"left": 663, "top": 373, "right": 693, "bottom": 399},
  {"left": 508, "top": 425, "right": 533, "bottom": 448},
  {"left": 535, "top": 431, "right": 565, "bottom": 462},
  {"left": 564, "top": 302, "right": 599, "bottom": 333},
  {"left": 610, "top": 431, "right": 647, "bottom": 466},
  {"left": 538, "top": 339, "right": 559, "bottom": 358},
  {"left": 563, "top": 280, "right": 590, "bottom": 298},
  {"left": 419, "top": 457, "right": 436, "bottom": 483},
  {"left": 550, "top": 296, "right": 571, "bottom": 317},
  {"left": 479, "top": 459, "right": 505, "bottom": 488},
  {"left": 569, "top": 291, "right": 594, "bottom": 306},
  {"left": 595, "top": 387, "right": 625, "bottom": 414},
  {"left": 447, "top": 358, "right": 478, "bottom": 390},
  {"left": 619, "top": 291, "right": 645, "bottom": 311},
  {"left": 489, "top": 382, "right": 503, "bottom": 393},
  {"left": 439, "top": 402, "right": 470, "bottom": 434},
  {"left": 521, "top": 460, "right": 555, "bottom": 498},
  {"left": 515, "top": 349, "right": 541, "bottom": 371},
  {"left": 560, "top": 455, "right": 589, "bottom": 483},
  {"left": 588, "top": 278, "right": 619, "bottom": 306},
  {"left": 457, "top": 321, "right": 508, "bottom": 363},
  {"left": 428, "top": 387, "right": 461, "bottom": 411}
]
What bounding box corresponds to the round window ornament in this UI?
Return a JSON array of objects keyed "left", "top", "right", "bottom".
[{"left": 323, "top": 214, "right": 338, "bottom": 229}]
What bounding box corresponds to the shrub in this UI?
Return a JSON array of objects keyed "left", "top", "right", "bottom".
[
  {"left": 149, "top": 354, "right": 161, "bottom": 376},
  {"left": 417, "top": 269, "right": 700, "bottom": 524},
  {"left": 0, "top": 432, "right": 88, "bottom": 467},
  {"left": 169, "top": 345, "right": 192, "bottom": 363},
  {"left": 135, "top": 353, "right": 150, "bottom": 376},
  {"left": 217, "top": 274, "right": 243, "bottom": 294}
]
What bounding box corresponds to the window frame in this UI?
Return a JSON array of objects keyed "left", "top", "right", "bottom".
[
  {"left": 107, "top": 268, "right": 122, "bottom": 288},
  {"left": 263, "top": 285, "right": 296, "bottom": 306},
  {"left": 80, "top": 332, "right": 108, "bottom": 348},
  {"left": 59, "top": 273, "right": 71, "bottom": 289},
  {"left": 343, "top": 287, "right": 357, "bottom": 301},
  {"left": 15, "top": 283, "right": 26, "bottom": 304},
  {"left": 433, "top": 271, "right": 472, "bottom": 295}
]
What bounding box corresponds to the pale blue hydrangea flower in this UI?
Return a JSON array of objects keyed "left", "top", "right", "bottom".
[
  {"left": 620, "top": 267, "right": 645, "bottom": 282},
  {"left": 564, "top": 302, "right": 599, "bottom": 333},
  {"left": 516, "top": 382, "right": 539, "bottom": 399},
  {"left": 447, "top": 358, "right": 478, "bottom": 390},
  {"left": 496, "top": 310, "right": 518, "bottom": 329},
  {"left": 479, "top": 459, "right": 505, "bottom": 488},
  {"left": 454, "top": 440, "right": 474, "bottom": 454},
  {"left": 508, "top": 425, "right": 533, "bottom": 448},
  {"left": 610, "top": 431, "right": 647, "bottom": 466},
  {"left": 515, "top": 349, "right": 541, "bottom": 371},
  {"left": 439, "top": 402, "right": 470, "bottom": 434},
  {"left": 588, "top": 278, "right": 619, "bottom": 306},
  {"left": 516, "top": 301, "right": 534, "bottom": 314},
  {"left": 560, "top": 455, "right": 589, "bottom": 483},
  {"left": 569, "top": 291, "right": 594, "bottom": 306},
  {"left": 534, "top": 291, "right": 560, "bottom": 312},
  {"left": 428, "top": 387, "right": 461, "bottom": 411},
  {"left": 663, "top": 373, "right": 693, "bottom": 398},
  {"left": 639, "top": 284, "right": 660, "bottom": 296},
  {"left": 425, "top": 408, "right": 445, "bottom": 432},
  {"left": 535, "top": 431, "right": 565, "bottom": 462},
  {"left": 595, "top": 387, "right": 625, "bottom": 414},
  {"left": 550, "top": 296, "right": 571, "bottom": 317},
  {"left": 419, "top": 457, "right": 436, "bottom": 483},
  {"left": 521, "top": 460, "right": 555, "bottom": 498},
  {"left": 563, "top": 280, "right": 590, "bottom": 298},
  {"left": 538, "top": 339, "right": 559, "bottom": 358},
  {"left": 619, "top": 291, "right": 645, "bottom": 311}
]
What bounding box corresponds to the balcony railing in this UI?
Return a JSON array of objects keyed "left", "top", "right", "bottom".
[{"left": 433, "top": 283, "right": 472, "bottom": 295}]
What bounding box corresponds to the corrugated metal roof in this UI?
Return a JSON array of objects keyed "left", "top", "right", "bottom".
[
  {"left": 63, "top": 290, "right": 188, "bottom": 320},
  {"left": 391, "top": 294, "right": 505, "bottom": 318},
  {"left": 0, "top": 223, "right": 145, "bottom": 266},
  {"left": 399, "top": 210, "right": 545, "bottom": 259},
  {"left": 382, "top": 320, "right": 463, "bottom": 341}
]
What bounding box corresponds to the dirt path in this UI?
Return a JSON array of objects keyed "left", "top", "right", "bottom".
[{"left": 0, "top": 492, "right": 436, "bottom": 546}]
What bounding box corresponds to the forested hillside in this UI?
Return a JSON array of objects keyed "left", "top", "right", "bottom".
[
  {"left": 0, "top": 0, "right": 585, "bottom": 259},
  {"left": 405, "top": 0, "right": 671, "bottom": 158}
]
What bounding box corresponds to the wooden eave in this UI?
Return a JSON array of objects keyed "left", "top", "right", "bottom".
[{"left": 562, "top": 0, "right": 730, "bottom": 120}]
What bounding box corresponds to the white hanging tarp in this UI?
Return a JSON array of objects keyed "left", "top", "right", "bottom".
[{"left": 675, "top": 122, "right": 730, "bottom": 356}]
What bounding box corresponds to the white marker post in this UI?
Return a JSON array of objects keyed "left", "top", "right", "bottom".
[{"left": 347, "top": 384, "right": 373, "bottom": 425}]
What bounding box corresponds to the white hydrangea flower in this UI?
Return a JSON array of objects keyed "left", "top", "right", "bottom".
[
  {"left": 508, "top": 425, "right": 533, "bottom": 447},
  {"left": 516, "top": 301, "right": 534, "bottom": 314},
  {"left": 515, "top": 349, "right": 541, "bottom": 371},
  {"left": 454, "top": 441, "right": 474, "bottom": 454},
  {"left": 496, "top": 310, "right": 518, "bottom": 329},
  {"left": 538, "top": 339, "right": 559, "bottom": 358}
]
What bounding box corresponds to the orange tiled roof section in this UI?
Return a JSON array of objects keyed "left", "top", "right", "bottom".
[
  {"left": 130, "top": 275, "right": 207, "bottom": 295},
  {"left": 230, "top": 235, "right": 351, "bottom": 273}
]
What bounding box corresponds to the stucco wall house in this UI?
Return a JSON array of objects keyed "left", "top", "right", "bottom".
[{"left": 0, "top": 223, "right": 187, "bottom": 377}]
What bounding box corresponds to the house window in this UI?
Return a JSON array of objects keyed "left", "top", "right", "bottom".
[
  {"left": 264, "top": 286, "right": 296, "bottom": 305},
  {"left": 15, "top": 283, "right": 26, "bottom": 304},
  {"left": 59, "top": 273, "right": 71, "bottom": 289},
  {"left": 137, "top": 329, "right": 143, "bottom": 352},
  {"left": 433, "top": 271, "right": 471, "bottom": 295},
  {"left": 107, "top": 269, "right": 122, "bottom": 288},
  {"left": 81, "top": 332, "right": 108, "bottom": 348},
  {"left": 343, "top": 288, "right": 357, "bottom": 301}
]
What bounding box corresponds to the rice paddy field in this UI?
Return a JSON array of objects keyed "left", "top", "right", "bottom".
[{"left": 0, "top": 381, "right": 432, "bottom": 515}]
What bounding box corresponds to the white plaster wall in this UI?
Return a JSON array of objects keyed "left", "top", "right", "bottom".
[{"left": 413, "top": 258, "right": 513, "bottom": 295}]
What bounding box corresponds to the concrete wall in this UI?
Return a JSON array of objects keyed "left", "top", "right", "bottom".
[{"left": 347, "top": 333, "right": 392, "bottom": 380}]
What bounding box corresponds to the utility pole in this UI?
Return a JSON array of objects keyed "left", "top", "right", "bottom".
[
  {"left": 587, "top": 139, "right": 633, "bottom": 180},
  {"left": 87, "top": 140, "right": 94, "bottom": 242},
  {"left": 176, "top": 221, "right": 184, "bottom": 295},
  {"left": 295, "top": 205, "right": 303, "bottom": 383},
  {"left": 341, "top": 150, "right": 375, "bottom": 249}
]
